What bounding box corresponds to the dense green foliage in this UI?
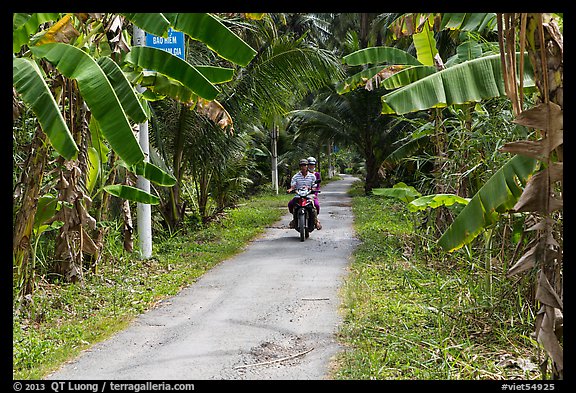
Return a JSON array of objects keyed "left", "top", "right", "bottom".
[
  {"left": 334, "top": 181, "right": 540, "bottom": 379},
  {"left": 13, "top": 12, "right": 563, "bottom": 380}
]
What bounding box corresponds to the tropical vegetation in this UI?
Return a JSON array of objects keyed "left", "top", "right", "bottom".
[
  {"left": 13, "top": 12, "right": 562, "bottom": 380},
  {"left": 335, "top": 181, "right": 542, "bottom": 379}
]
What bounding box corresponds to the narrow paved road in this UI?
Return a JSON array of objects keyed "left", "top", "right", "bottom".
[{"left": 47, "top": 175, "right": 359, "bottom": 380}]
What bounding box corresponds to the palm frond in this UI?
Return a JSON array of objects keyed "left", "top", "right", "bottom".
[{"left": 223, "top": 35, "right": 344, "bottom": 122}]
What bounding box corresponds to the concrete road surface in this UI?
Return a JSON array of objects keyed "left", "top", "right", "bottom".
[{"left": 46, "top": 175, "right": 360, "bottom": 380}]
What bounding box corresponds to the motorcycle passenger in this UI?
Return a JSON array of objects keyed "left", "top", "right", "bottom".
[
  {"left": 307, "top": 156, "right": 322, "bottom": 229},
  {"left": 287, "top": 158, "right": 321, "bottom": 229}
]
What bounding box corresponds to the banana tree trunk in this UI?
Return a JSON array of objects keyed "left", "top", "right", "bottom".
[
  {"left": 13, "top": 127, "right": 48, "bottom": 299},
  {"left": 525, "top": 13, "right": 563, "bottom": 380},
  {"left": 53, "top": 99, "right": 96, "bottom": 283},
  {"left": 53, "top": 160, "right": 86, "bottom": 283},
  {"left": 122, "top": 173, "right": 135, "bottom": 253}
]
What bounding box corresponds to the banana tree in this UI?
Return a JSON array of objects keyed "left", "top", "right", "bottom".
[
  {"left": 340, "top": 17, "right": 519, "bottom": 209},
  {"left": 12, "top": 12, "right": 257, "bottom": 293},
  {"left": 496, "top": 13, "right": 563, "bottom": 379},
  {"left": 338, "top": 12, "right": 538, "bottom": 244},
  {"left": 13, "top": 13, "right": 161, "bottom": 290},
  {"left": 345, "top": 12, "right": 563, "bottom": 378},
  {"left": 341, "top": 14, "right": 556, "bottom": 257}
]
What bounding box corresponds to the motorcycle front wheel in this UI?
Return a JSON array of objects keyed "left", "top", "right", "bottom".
[{"left": 298, "top": 211, "right": 306, "bottom": 242}]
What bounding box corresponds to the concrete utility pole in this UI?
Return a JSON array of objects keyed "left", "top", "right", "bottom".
[
  {"left": 327, "top": 140, "right": 334, "bottom": 178},
  {"left": 270, "top": 124, "right": 279, "bottom": 194},
  {"left": 132, "top": 25, "right": 153, "bottom": 259}
]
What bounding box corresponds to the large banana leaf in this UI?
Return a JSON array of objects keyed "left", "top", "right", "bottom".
[
  {"left": 440, "top": 13, "right": 496, "bottom": 32},
  {"left": 194, "top": 65, "right": 234, "bottom": 84},
  {"left": 125, "top": 46, "right": 219, "bottom": 100},
  {"left": 96, "top": 57, "right": 148, "bottom": 123},
  {"left": 121, "top": 13, "right": 170, "bottom": 37},
  {"left": 372, "top": 182, "right": 422, "bottom": 203},
  {"left": 103, "top": 184, "right": 160, "bottom": 205},
  {"left": 342, "top": 46, "right": 421, "bottom": 66},
  {"left": 413, "top": 24, "right": 438, "bottom": 66},
  {"left": 13, "top": 57, "right": 78, "bottom": 160},
  {"left": 408, "top": 194, "right": 469, "bottom": 212},
  {"left": 438, "top": 154, "right": 537, "bottom": 252},
  {"left": 13, "top": 13, "right": 60, "bottom": 53},
  {"left": 132, "top": 161, "right": 176, "bottom": 187},
  {"left": 381, "top": 53, "right": 535, "bottom": 115},
  {"left": 163, "top": 13, "right": 257, "bottom": 67},
  {"left": 382, "top": 65, "right": 437, "bottom": 89},
  {"left": 31, "top": 43, "right": 145, "bottom": 166}
]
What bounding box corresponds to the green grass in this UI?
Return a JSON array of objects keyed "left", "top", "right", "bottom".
[
  {"left": 332, "top": 181, "right": 542, "bottom": 380},
  {"left": 13, "top": 191, "right": 287, "bottom": 380}
]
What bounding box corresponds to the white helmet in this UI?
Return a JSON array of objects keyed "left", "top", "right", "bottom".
[{"left": 307, "top": 156, "right": 317, "bottom": 165}]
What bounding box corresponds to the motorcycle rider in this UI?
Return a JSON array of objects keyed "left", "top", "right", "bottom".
[
  {"left": 307, "top": 156, "right": 322, "bottom": 229},
  {"left": 287, "top": 158, "right": 321, "bottom": 229}
]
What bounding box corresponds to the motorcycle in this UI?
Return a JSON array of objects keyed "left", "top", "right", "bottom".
[{"left": 289, "top": 179, "right": 321, "bottom": 242}]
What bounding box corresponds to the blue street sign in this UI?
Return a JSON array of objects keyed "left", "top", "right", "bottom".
[{"left": 145, "top": 28, "right": 185, "bottom": 60}]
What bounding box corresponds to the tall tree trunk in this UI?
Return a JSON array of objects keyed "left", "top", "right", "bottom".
[
  {"left": 499, "top": 13, "right": 563, "bottom": 380},
  {"left": 164, "top": 104, "right": 187, "bottom": 229},
  {"left": 363, "top": 149, "right": 381, "bottom": 194},
  {"left": 525, "top": 13, "right": 563, "bottom": 380},
  {"left": 53, "top": 161, "right": 86, "bottom": 283},
  {"left": 91, "top": 151, "right": 117, "bottom": 273},
  {"left": 122, "top": 172, "right": 135, "bottom": 253},
  {"left": 53, "top": 96, "right": 96, "bottom": 284},
  {"left": 13, "top": 127, "right": 48, "bottom": 300}
]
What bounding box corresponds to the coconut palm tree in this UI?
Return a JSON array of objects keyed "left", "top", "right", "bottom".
[{"left": 286, "top": 87, "right": 413, "bottom": 193}]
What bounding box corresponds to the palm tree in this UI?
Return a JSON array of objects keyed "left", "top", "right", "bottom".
[
  {"left": 219, "top": 14, "right": 345, "bottom": 189},
  {"left": 286, "top": 87, "right": 413, "bottom": 193},
  {"left": 142, "top": 13, "right": 345, "bottom": 227},
  {"left": 150, "top": 98, "right": 248, "bottom": 223}
]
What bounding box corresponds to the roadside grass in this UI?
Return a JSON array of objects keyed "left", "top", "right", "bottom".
[
  {"left": 13, "top": 191, "right": 288, "bottom": 380},
  {"left": 333, "top": 180, "right": 542, "bottom": 380}
]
